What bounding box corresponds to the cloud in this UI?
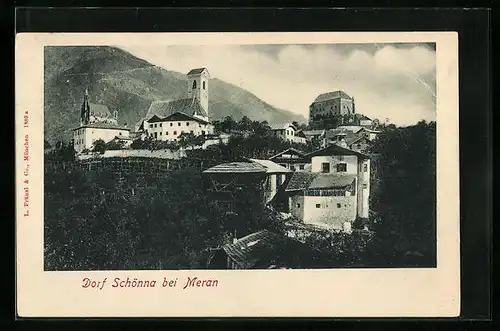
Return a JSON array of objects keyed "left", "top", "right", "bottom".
[{"left": 120, "top": 43, "right": 436, "bottom": 125}]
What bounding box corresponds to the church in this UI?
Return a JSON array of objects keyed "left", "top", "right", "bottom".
[
  {"left": 72, "top": 89, "right": 130, "bottom": 153},
  {"left": 135, "top": 68, "right": 214, "bottom": 141}
]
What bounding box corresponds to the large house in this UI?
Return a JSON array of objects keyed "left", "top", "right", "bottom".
[
  {"left": 136, "top": 68, "right": 214, "bottom": 141},
  {"left": 323, "top": 125, "right": 381, "bottom": 153},
  {"left": 270, "top": 123, "right": 307, "bottom": 144},
  {"left": 284, "top": 144, "right": 370, "bottom": 232},
  {"left": 269, "top": 148, "right": 310, "bottom": 172},
  {"left": 72, "top": 89, "right": 130, "bottom": 153},
  {"left": 309, "top": 90, "right": 355, "bottom": 128}
]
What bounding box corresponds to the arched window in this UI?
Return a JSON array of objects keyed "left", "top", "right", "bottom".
[
  {"left": 202, "top": 81, "right": 206, "bottom": 90},
  {"left": 192, "top": 80, "right": 197, "bottom": 89}
]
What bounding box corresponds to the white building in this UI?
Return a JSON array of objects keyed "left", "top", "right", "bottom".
[
  {"left": 136, "top": 68, "right": 214, "bottom": 142},
  {"left": 285, "top": 144, "right": 370, "bottom": 231},
  {"left": 73, "top": 123, "right": 130, "bottom": 153},
  {"left": 270, "top": 123, "right": 307, "bottom": 144},
  {"left": 73, "top": 90, "right": 130, "bottom": 153}
]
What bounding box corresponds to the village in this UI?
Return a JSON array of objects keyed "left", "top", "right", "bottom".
[{"left": 50, "top": 67, "right": 389, "bottom": 270}]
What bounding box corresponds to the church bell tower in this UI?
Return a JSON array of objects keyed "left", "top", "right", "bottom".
[{"left": 187, "top": 68, "right": 210, "bottom": 118}]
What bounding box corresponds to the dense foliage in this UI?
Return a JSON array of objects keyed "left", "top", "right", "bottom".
[
  {"left": 44, "top": 166, "right": 223, "bottom": 270},
  {"left": 366, "top": 120, "right": 436, "bottom": 267}
]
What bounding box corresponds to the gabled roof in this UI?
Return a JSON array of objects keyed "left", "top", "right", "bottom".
[
  {"left": 148, "top": 111, "right": 210, "bottom": 124},
  {"left": 285, "top": 173, "right": 356, "bottom": 192},
  {"left": 348, "top": 135, "right": 371, "bottom": 147},
  {"left": 249, "top": 159, "right": 291, "bottom": 174},
  {"left": 313, "top": 91, "right": 352, "bottom": 103},
  {"left": 334, "top": 125, "right": 365, "bottom": 133},
  {"left": 187, "top": 68, "right": 209, "bottom": 76},
  {"left": 72, "top": 122, "right": 130, "bottom": 131},
  {"left": 222, "top": 230, "right": 315, "bottom": 269},
  {"left": 295, "top": 130, "right": 307, "bottom": 138},
  {"left": 285, "top": 172, "right": 318, "bottom": 191},
  {"left": 309, "top": 174, "right": 356, "bottom": 189},
  {"left": 306, "top": 144, "right": 370, "bottom": 159},
  {"left": 145, "top": 98, "right": 208, "bottom": 121},
  {"left": 301, "top": 130, "right": 325, "bottom": 137},
  {"left": 270, "top": 123, "right": 296, "bottom": 131},
  {"left": 269, "top": 148, "right": 307, "bottom": 160},
  {"left": 88, "top": 102, "right": 112, "bottom": 117},
  {"left": 203, "top": 162, "right": 267, "bottom": 174}
]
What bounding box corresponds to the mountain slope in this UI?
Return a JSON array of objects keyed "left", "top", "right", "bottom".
[{"left": 44, "top": 46, "right": 306, "bottom": 143}]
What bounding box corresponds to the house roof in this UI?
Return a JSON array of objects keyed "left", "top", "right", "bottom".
[
  {"left": 301, "top": 130, "right": 325, "bottom": 137},
  {"left": 203, "top": 162, "right": 267, "bottom": 174},
  {"left": 309, "top": 174, "right": 356, "bottom": 189},
  {"left": 269, "top": 148, "right": 307, "bottom": 160},
  {"left": 249, "top": 159, "right": 292, "bottom": 174},
  {"left": 306, "top": 143, "right": 370, "bottom": 159},
  {"left": 325, "top": 129, "right": 368, "bottom": 146},
  {"left": 313, "top": 91, "right": 352, "bottom": 103},
  {"left": 88, "top": 102, "right": 112, "bottom": 117},
  {"left": 335, "top": 125, "right": 365, "bottom": 133},
  {"left": 270, "top": 123, "right": 296, "bottom": 131},
  {"left": 285, "top": 173, "right": 356, "bottom": 191},
  {"left": 148, "top": 111, "right": 210, "bottom": 124},
  {"left": 187, "top": 68, "right": 209, "bottom": 76},
  {"left": 222, "top": 230, "right": 316, "bottom": 269},
  {"left": 145, "top": 98, "right": 208, "bottom": 121},
  {"left": 72, "top": 122, "right": 130, "bottom": 131}
]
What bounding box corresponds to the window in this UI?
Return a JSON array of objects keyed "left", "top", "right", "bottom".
[
  {"left": 159, "top": 123, "right": 162, "bottom": 127},
  {"left": 202, "top": 130, "right": 205, "bottom": 135},
  {"left": 363, "top": 164, "right": 368, "bottom": 172},
  {"left": 178, "top": 122, "right": 181, "bottom": 126},
  {"left": 186, "top": 122, "right": 189, "bottom": 126},
  {"left": 299, "top": 165, "right": 305, "bottom": 170},
  {"left": 119, "top": 132, "right": 122, "bottom": 135},
  {"left": 192, "top": 80, "right": 197, "bottom": 89},
  {"left": 170, "top": 123, "right": 173, "bottom": 127},
  {"left": 322, "top": 163, "right": 330, "bottom": 173},
  {"left": 297, "top": 203, "right": 301, "bottom": 208},
  {"left": 166, "top": 132, "right": 169, "bottom": 135},
  {"left": 154, "top": 124, "right": 157, "bottom": 128},
  {"left": 336, "top": 163, "right": 347, "bottom": 172},
  {"left": 203, "top": 81, "right": 206, "bottom": 89},
  {"left": 150, "top": 124, "right": 153, "bottom": 128},
  {"left": 316, "top": 204, "right": 321, "bottom": 208},
  {"left": 290, "top": 165, "right": 296, "bottom": 171},
  {"left": 337, "top": 203, "right": 341, "bottom": 208},
  {"left": 190, "top": 130, "right": 194, "bottom": 134},
  {"left": 154, "top": 132, "right": 157, "bottom": 138},
  {"left": 362, "top": 183, "right": 368, "bottom": 189},
  {"left": 173, "top": 131, "right": 177, "bottom": 135},
  {"left": 160, "top": 132, "right": 162, "bottom": 136}
]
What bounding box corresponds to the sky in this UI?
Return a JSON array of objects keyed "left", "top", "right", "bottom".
[{"left": 120, "top": 43, "right": 436, "bottom": 125}]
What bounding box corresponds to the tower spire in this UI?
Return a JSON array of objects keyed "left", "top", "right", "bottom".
[{"left": 80, "top": 88, "right": 90, "bottom": 125}]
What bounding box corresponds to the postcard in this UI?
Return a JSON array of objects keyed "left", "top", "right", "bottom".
[{"left": 16, "top": 32, "right": 460, "bottom": 317}]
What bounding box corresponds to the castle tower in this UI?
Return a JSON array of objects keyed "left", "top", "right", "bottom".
[
  {"left": 80, "top": 88, "right": 90, "bottom": 126},
  {"left": 187, "top": 68, "right": 210, "bottom": 117}
]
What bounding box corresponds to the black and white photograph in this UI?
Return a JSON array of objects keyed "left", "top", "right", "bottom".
[{"left": 43, "top": 41, "right": 437, "bottom": 271}]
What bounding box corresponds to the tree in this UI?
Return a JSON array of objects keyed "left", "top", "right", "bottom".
[
  {"left": 45, "top": 140, "right": 75, "bottom": 161},
  {"left": 179, "top": 132, "right": 199, "bottom": 150},
  {"left": 44, "top": 140, "right": 52, "bottom": 150},
  {"left": 367, "top": 120, "right": 436, "bottom": 267},
  {"left": 105, "top": 139, "right": 126, "bottom": 150},
  {"left": 92, "top": 139, "right": 106, "bottom": 154}
]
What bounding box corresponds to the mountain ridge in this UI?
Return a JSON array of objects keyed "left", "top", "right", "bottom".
[{"left": 44, "top": 46, "right": 306, "bottom": 143}]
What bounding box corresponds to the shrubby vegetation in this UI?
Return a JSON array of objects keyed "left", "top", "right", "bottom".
[
  {"left": 44, "top": 166, "right": 223, "bottom": 270},
  {"left": 366, "top": 120, "right": 436, "bottom": 267}
]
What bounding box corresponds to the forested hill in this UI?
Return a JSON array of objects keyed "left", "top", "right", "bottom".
[{"left": 44, "top": 46, "right": 306, "bottom": 143}]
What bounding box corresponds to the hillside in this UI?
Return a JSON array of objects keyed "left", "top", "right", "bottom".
[{"left": 44, "top": 46, "right": 306, "bottom": 143}]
